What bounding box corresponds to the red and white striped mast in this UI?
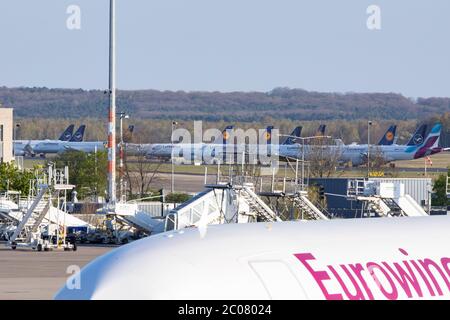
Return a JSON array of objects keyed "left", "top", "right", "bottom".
[{"left": 107, "top": 0, "right": 117, "bottom": 207}]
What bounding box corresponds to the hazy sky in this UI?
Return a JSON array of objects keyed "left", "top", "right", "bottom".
[{"left": 1, "top": 0, "right": 449, "bottom": 97}]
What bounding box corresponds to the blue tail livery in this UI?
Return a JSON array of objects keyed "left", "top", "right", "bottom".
[
  {"left": 58, "top": 124, "right": 75, "bottom": 141},
  {"left": 283, "top": 126, "right": 302, "bottom": 145},
  {"left": 70, "top": 125, "right": 86, "bottom": 142},
  {"left": 407, "top": 124, "right": 427, "bottom": 146},
  {"left": 378, "top": 125, "right": 397, "bottom": 146}
]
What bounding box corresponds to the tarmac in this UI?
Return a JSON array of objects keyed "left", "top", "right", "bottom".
[{"left": 0, "top": 243, "right": 115, "bottom": 300}]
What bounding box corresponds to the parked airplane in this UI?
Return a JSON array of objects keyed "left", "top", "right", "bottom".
[
  {"left": 143, "top": 125, "right": 301, "bottom": 161},
  {"left": 144, "top": 125, "right": 281, "bottom": 164},
  {"left": 31, "top": 127, "right": 93, "bottom": 156},
  {"left": 16, "top": 125, "right": 106, "bottom": 156},
  {"left": 143, "top": 123, "right": 446, "bottom": 167},
  {"left": 32, "top": 140, "right": 106, "bottom": 155},
  {"left": 55, "top": 215, "right": 450, "bottom": 300},
  {"left": 136, "top": 126, "right": 236, "bottom": 161},
  {"left": 14, "top": 125, "right": 75, "bottom": 157},
  {"left": 333, "top": 123, "right": 445, "bottom": 166}
]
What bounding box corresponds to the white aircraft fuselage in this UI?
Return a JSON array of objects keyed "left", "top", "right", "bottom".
[
  {"left": 138, "top": 142, "right": 442, "bottom": 166},
  {"left": 55, "top": 216, "right": 450, "bottom": 300},
  {"left": 32, "top": 141, "right": 106, "bottom": 154}
]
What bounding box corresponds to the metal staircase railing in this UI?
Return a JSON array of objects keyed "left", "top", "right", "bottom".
[
  {"left": 9, "top": 185, "right": 49, "bottom": 244},
  {"left": 347, "top": 179, "right": 367, "bottom": 198},
  {"left": 240, "top": 186, "right": 281, "bottom": 222},
  {"left": 293, "top": 194, "right": 330, "bottom": 220},
  {"left": 380, "top": 198, "right": 403, "bottom": 216},
  {"left": 367, "top": 201, "right": 385, "bottom": 216},
  {"left": 26, "top": 200, "right": 52, "bottom": 241},
  {"left": 115, "top": 214, "right": 152, "bottom": 234}
]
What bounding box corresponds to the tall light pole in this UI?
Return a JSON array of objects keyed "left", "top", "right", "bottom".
[
  {"left": 118, "top": 112, "right": 129, "bottom": 202},
  {"left": 367, "top": 120, "right": 373, "bottom": 179},
  {"left": 107, "top": 0, "right": 117, "bottom": 207},
  {"left": 171, "top": 121, "right": 178, "bottom": 194}
]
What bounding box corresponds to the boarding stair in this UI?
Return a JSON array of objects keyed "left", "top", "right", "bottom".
[
  {"left": 239, "top": 186, "right": 281, "bottom": 222},
  {"left": 114, "top": 214, "right": 152, "bottom": 234},
  {"left": 25, "top": 198, "right": 52, "bottom": 242},
  {"left": 0, "top": 211, "right": 19, "bottom": 224},
  {"left": 293, "top": 192, "right": 330, "bottom": 220},
  {"left": 380, "top": 198, "right": 403, "bottom": 216},
  {"left": 9, "top": 185, "right": 49, "bottom": 244}
]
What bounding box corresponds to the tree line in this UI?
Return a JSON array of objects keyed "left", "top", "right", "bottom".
[{"left": 1, "top": 86, "right": 449, "bottom": 122}]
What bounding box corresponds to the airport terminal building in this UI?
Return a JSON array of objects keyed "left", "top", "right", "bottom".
[{"left": 0, "top": 108, "right": 13, "bottom": 163}]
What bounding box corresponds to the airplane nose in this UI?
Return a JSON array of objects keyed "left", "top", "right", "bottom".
[
  {"left": 54, "top": 249, "right": 127, "bottom": 300},
  {"left": 54, "top": 235, "right": 196, "bottom": 300},
  {"left": 55, "top": 243, "right": 170, "bottom": 300}
]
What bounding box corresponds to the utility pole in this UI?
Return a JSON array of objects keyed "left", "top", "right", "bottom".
[{"left": 107, "top": 0, "right": 117, "bottom": 207}]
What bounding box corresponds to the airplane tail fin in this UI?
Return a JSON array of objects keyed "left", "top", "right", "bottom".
[
  {"left": 222, "top": 125, "right": 234, "bottom": 163},
  {"left": 317, "top": 124, "right": 326, "bottom": 136},
  {"left": 406, "top": 124, "right": 427, "bottom": 146},
  {"left": 58, "top": 124, "right": 75, "bottom": 141},
  {"left": 70, "top": 125, "right": 86, "bottom": 142},
  {"left": 422, "top": 123, "right": 441, "bottom": 148},
  {"left": 264, "top": 126, "right": 274, "bottom": 145},
  {"left": 413, "top": 123, "right": 442, "bottom": 159},
  {"left": 378, "top": 125, "right": 397, "bottom": 146},
  {"left": 283, "top": 126, "right": 302, "bottom": 145}
]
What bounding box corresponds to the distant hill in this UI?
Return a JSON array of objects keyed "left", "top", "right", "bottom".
[{"left": 0, "top": 86, "right": 449, "bottom": 121}]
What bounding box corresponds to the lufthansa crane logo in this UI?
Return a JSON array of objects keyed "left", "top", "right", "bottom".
[
  {"left": 223, "top": 132, "right": 230, "bottom": 140},
  {"left": 265, "top": 132, "right": 271, "bottom": 140},
  {"left": 385, "top": 132, "right": 394, "bottom": 141},
  {"left": 413, "top": 134, "right": 424, "bottom": 145}
]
